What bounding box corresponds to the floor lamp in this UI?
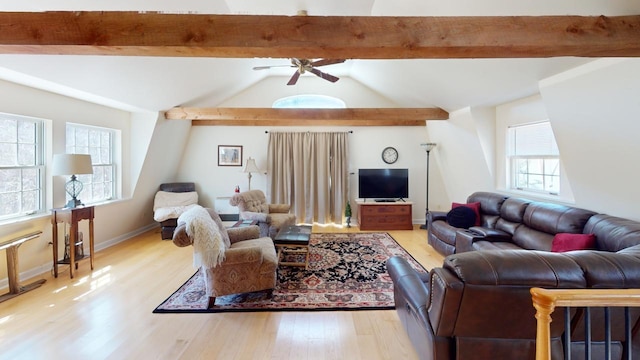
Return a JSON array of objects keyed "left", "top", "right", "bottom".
[{"left": 420, "top": 143, "right": 436, "bottom": 230}]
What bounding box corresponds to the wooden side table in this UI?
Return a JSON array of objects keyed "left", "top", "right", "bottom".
[{"left": 51, "top": 206, "right": 95, "bottom": 279}]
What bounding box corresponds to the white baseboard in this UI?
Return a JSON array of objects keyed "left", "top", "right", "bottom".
[{"left": 0, "top": 223, "right": 159, "bottom": 291}]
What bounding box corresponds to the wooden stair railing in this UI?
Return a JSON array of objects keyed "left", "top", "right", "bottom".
[{"left": 531, "top": 288, "right": 640, "bottom": 360}]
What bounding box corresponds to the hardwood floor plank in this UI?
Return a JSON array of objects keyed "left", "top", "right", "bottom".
[{"left": 0, "top": 225, "right": 443, "bottom": 359}]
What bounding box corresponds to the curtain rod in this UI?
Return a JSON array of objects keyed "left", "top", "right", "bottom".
[{"left": 265, "top": 131, "right": 353, "bottom": 134}]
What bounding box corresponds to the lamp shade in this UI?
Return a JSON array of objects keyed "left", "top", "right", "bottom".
[
  {"left": 52, "top": 154, "right": 94, "bottom": 176},
  {"left": 243, "top": 157, "right": 260, "bottom": 173},
  {"left": 421, "top": 143, "right": 437, "bottom": 152}
]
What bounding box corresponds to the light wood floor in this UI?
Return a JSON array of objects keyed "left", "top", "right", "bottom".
[{"left": 0, "top": 225, "right": 444, "bottom": 360}]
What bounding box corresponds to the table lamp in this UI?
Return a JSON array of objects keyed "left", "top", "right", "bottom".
[
  {"left": 243, "top": 157, "right": 260, "bottom": 190},
  {"left": 52, "top": 154, "right": 93, "bottom": 208}
]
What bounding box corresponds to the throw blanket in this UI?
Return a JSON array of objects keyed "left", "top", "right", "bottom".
[
  {"left": 177, "top": 205, "right": 226, "bottom": 268},
  {"left": 153, "top": 191, "right": 199, "bottom": 222}
]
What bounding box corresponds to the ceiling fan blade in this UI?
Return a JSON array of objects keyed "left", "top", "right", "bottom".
[
  {"left": 310, "top": 59, "right": 346, "bottom": 67},
  {"left": 309, "top": 68, "right": 339, "bottom": 83},
  {"left": 287, "top": 71, "right": 301, "bottom": 86},
  {"left": 253, "top": 64, "right": 295, "bottom": 70}
]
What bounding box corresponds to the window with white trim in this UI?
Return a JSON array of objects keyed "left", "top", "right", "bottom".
[
  {"left": 66, "top": 123, "right": 115, "bottom": 204},
  {"left": 507, "top": 121, "right": 560, "bottom": 195},
  {"left": 0, "top": 113, "right": 44, "bottom": 220}
]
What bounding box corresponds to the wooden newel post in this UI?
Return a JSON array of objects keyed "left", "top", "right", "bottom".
[{"left": 531, "top": 287, "right": 556, "bottom": 360}]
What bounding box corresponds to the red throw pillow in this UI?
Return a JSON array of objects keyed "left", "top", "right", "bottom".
[
  {"left": 452, "top": 202, "right": 481, "bottom": 226},
  {"left": 551, "top": 233, "right": 597, "bottom": 253}
]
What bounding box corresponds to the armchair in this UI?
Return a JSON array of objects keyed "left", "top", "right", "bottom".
[
  {"left": 229, "top": 190, "right": 296, "bottom": 238},
  {"left": 172, "top": 206, "right": 277, "bottom": 309},
  {"left": 153, "top": 182, "right": 198, "bottom": 239}
]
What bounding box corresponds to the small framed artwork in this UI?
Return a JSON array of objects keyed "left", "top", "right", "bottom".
[{"left": 218, "top": 145, "right": 243, "bottom": 166}]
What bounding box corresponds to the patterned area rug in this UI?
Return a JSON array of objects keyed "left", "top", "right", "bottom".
[{"left": 153, "top": 232, "right": 426, "bottom": 313}]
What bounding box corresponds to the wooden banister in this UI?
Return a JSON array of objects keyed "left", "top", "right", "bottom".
[{"left": 531, "top": 287, "right": 640, "bottom": 360}]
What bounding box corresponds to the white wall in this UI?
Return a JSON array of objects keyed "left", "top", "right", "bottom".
[
  {"left": 178, "top": 125, "right": 444, "bottom": 224},
  {"left": 0, "top": 80, "right": 191, "bottom": 289},
  {"left": 540, "top": 58, "right": 640, "bottom": 220},
  {"left": 427, "top": 107, "right": 494, "bottom": 205}
]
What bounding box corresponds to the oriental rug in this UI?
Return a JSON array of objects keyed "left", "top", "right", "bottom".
[{"left": 153, "top": 232, "right": 426, "bottom": 313}]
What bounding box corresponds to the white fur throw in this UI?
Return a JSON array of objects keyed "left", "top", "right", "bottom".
[
  {"left": 178, "top": 205, "right": 226, "bottom": 268},
  {"left": 153, "top": 191, "right": 198, "bottom": 211}
]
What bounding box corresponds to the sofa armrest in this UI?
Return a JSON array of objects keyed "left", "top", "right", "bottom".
[
  {"left": 456, "top": 227, "right": 513, "bottom": 253},
  {"left": 428, "top": 211, "right": 448, "bottom": 223},
  {"left": 387, "top": 256, "right": 431, "bottom": 311},
  {"left": 468, "top": 226, "right": 512, "bottom": 240},
  {"left": 227, "top": 225, "right": 261, "bottom": 243},
  {"left": 269, "top": 204, "right": 291, "bottom": 213},
  {"left": 221, "top": 246, "right": 263, "bottom": 265},
  {"left": 240, "top": 211, "right": 268, "bottom": 222},
  {"left": 172, "top": 223, "right": 191, "bottom": 247},
  {"left": 428, "top": 267, "right": 464, "bottom": 337}
]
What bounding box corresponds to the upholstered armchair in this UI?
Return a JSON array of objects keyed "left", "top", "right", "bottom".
[
  {"left": 172, "top": 206, "right": 277, "bottom": 308},
  {"left": 229, "top": 190, "right": 296, "bottom": 238}
]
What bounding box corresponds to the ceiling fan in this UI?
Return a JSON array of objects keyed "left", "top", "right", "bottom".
[{"left": 253, "top": 58, "right": 346, "bottom": 85}]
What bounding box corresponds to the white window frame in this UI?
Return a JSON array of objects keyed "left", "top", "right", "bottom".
[
  {"left": 0, "top": 113, "right": 45, "bottom": 220},
  {"left": 507, "top": 121, "right": 560, "bottom": 196},
  {"left": 66, "top": 123, "right": 116, "bottom": 204}
]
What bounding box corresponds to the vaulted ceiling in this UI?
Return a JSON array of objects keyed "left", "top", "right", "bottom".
[{"left": 1, "top": 1, "right": 639, "bottom": 119}]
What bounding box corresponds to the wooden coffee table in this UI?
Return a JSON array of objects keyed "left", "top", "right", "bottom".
[{"left": 273, "top": 225, "right": 312, "bottom": 269}]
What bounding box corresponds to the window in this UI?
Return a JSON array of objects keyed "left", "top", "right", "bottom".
[
  {"left": 0, "top": 113, "right": 44, "bottom": 220},
  {"left": 273, "top": 94, "right": 346, "bottom": 108},
  {"left": 66, "top": 123, "right": 115, "bottom": 204},
  {"left": 507, "top": 121, "right": 560, "bottom": 195}
]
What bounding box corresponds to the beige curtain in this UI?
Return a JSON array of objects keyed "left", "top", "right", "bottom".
[{"left": 267, "top": 132, "right": 349, "bottom": 225}]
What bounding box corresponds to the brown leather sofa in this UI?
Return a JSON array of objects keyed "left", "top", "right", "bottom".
[{"left": 389, "top": 192, "right": 640, "bottom": 360}]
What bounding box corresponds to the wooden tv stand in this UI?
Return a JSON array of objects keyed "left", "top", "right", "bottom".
[{"left": 356, "top": 200, "right": 413, "bottom": 230}]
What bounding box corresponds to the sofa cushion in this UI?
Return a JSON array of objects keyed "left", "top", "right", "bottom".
[
  {"left": 447, "top": 206, "right": 477, "bottom": 229},
  {"left": 453, "top": 202, "right": 481, "bottom": 226},
  {"left": 522, "top": 202, "right": 596, "bottom": 235},
  {"left": 499, "top": 198, "right": 530, "bottom": 223},
  {"left": 551, "top": 233, "right": 596, "bottom": 253},
  {"left": 512, "top": 202, "right": 596, "bottom": 251},
  {"left": 584, "top": 214, "right": 640, "bottom": 252},
  {"left": 467, "top": 192, "right": 507, "bottom": 216},
  {"left": 566, "top": 250, "right": 640, "bottom": 288}
]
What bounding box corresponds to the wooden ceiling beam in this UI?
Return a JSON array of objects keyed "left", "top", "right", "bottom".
[
  {"left": 164, "top": 107, "right": 449, "bottom": 126},
  {"left": 0, "top": 12, "right": 639, "bottom": 58}
]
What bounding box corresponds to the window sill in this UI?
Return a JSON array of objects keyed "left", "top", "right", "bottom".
[
  {"left": 0, "top": 198, "right": 125, "bottom": 227},
  {"left": 0, "top": 212, "right": 51, "bottom": 227},
  {"left": 498, "top": 188, "right": 575, "bottom": 206}
]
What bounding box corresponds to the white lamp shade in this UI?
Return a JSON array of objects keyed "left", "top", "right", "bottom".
[
  {"left": 52, "top": 154, "right": 94, "bottom": 176},
  {"left": 243, "top": 157, "right": 260, "bottom": 173},
  {"left": 421, "top": 143, "right": 437, "bottom": 152}
]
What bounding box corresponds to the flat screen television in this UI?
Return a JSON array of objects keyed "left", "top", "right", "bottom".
[{"left": 358, "top": 168, "right": 409, "bottom": 201}]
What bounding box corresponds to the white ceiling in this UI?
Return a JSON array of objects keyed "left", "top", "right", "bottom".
[{"left": 0, "top": 1, "right": 638, "bottom": 113}]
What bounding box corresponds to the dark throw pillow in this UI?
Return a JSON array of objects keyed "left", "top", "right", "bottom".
[
  {"left": 452, "top": 201, "right": 481, "bottom": 226},
  {"left": 551, "top": 233, "right": 597, "bottom": 253},
  {"left": 446, "top": 206, "right": 477, "bottom": 229}
]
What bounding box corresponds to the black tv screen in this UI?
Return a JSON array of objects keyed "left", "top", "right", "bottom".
[{"left": 358, "top": 168, "right": 409, "bottom": 200}]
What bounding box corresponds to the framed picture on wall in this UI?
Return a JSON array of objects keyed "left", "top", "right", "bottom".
[{"left": 218, "top": 145, "right": 243, "bottom": 166}]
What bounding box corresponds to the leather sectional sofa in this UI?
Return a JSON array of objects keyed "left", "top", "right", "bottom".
[{"left": 388, "top": 191, "right": 640, "bottom": 360}]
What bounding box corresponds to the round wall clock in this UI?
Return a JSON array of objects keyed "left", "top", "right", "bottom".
[{"left": 382, "top": 146, "right": 399, "bottom": 164}]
